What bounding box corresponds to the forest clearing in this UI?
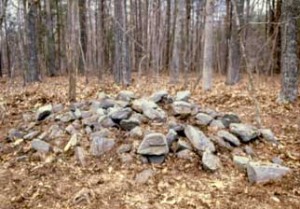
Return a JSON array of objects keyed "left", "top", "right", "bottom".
[{"left": 0, "top": 0, "right": 300, "bottom": 208}]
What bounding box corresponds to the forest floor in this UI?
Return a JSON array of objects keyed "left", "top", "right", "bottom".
[{"left": 0, "top": 73, "right": 300, "bottom": 209}]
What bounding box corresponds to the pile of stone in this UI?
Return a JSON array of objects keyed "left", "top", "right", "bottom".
[{"left": 5, "top": 90, "right": 291, "bottom": 184}]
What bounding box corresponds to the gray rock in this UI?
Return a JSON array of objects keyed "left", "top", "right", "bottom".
[
  {"left": 196, "top": 113, "right": 214, "bottom": 126},
  {"left": 90, "top": 137, "right": 115, "bottom": 156},
  {"left": 259, "top": 129, "right": 279, "bottom": 144},
  {"left": 247, "top": 162, "right": 291, "bottom": 184},
  {"left": 73, "top": 108, "right": 82, "bottom": 119},
  {"left": 202, "top": 151, "right": 221, "bottom": 171},
  {"left": 96, "top": 108, "right": 106, "bottom": 116},
  {"left": 132, "top": 99, "right": 150, "bottom": 113},
  {"left": 81, "top": 111, "right": 94, "bottom": 119},
  {"left": 175, "top": 90, "right": 191, "bottom": 101},
  {"left": 150, "top": 90, "right": 168, "bottom": 103},
  {"left": 75, "top": 147, "right": 86, "bottom": 167},
  {"left": 176, "top": 149, "right": 195, "bottom": 160},
  {"left": 48, "top": 125, "right": 64, "bottom": 139},
  {"left": 233, "top": 155, "right": 250, "bottom": 170},
  {"left": 52, "top": 103, "right": 64, "bottom": 113},
  {"left": 7, "top": 129, "right": 24, "bottom": 141},
  {"left": 31, "top": 139, "right": 51, "bottom": 153},
  {"left": 117, "top": 144, "right": 132, "bottom": 154},
  {"left": 171, "top": 101, "right": 193, "bottom": 116},
  {"left": 211, "top": 136, "right": 234, "bottom": 152},
  {"left": 221, "top": 114, "right": 241, "bottom": 128},
  {"left": 129, "top": 126, "right": 143, "bottom": 138},
  {"left": 130, "top": 112, "right": 147, "bottom": 123},
  {"left": 217, "top": 130, "right": 241, "bottom": 146},
  {"left": 117, "top": 90, "right": 136, "bottom": 101},
  {"left": 97, "top": 92, "right": 108, "bottom": 100},
  {"left": 135, "top": 169, "right": 155, "bottom": 184},
  {"left": 82, "top": 115, "right": 99, "bottom": 127},
  {"left": 184, "top": 125, "right": 215, "bottom": 153},
  {"left": 176, "top": 138, "right": 193, "bottom": 152},
  {"left": 99, "top": 99, "right": 116, "bottom": 109},
  {"left": 65, "top": 124, "right": 78, "bottom": 135},
  {"left": 120, "top": 118, "right": 140, "bottom": 131},
  {"left": 142, "top": 103, "right": 166, "bottom": 122},
  {"left": 148, "top": 155, "right": 165, "bottom": 164},
  {"left": 244, "top": 145, "right": 256, "bottom": 157},
  {"left": 115, "top": 100, "right": 131, "bottom": 108},
  {"left": 199, "top": 108, "right": 220, "bottom": 118},
  {"left": 90, "top": 129, "right": 110, "bottom": 139},
  {"left": 137, "top": 133, "right": 169, "bottom": 155},
  {"left": 166, "top": 129, "right": 178, "bottom": 146},
  {"left": 64, "top": 134, "right": 79, "bottom": 152},
  {"left": 24, "top": 130, "right": 40, "bottom": 140},
  {"left": 119, "top": 153, "right": 134, "bottom": 164},
  {"left": 272, "top": 157, "right": 283, "bottom": 165},
  {"left": 230, "top": 123, "right": 259, "bottom": 142},
  {"left": 168, "top": 122, "right": 185, "bottom": 135},
  {"left": 36, "top": 104, "right": 53, "bottom": 121},
  {"left": 98, "top": 115, "right": 116, "bottom": 128},
  {"left": 210, "top": 120, "right": 226, "bottom": 129},
  {"left": 56, "top": 112, "right": 76, "bottom": 123},
  {"left": 109, "top": 107, "right": 132, "bottom": 122}
]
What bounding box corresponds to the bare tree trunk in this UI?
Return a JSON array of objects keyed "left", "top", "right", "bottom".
[
  {"left": 26, "top": 0, "right": 40, "bottom": 83},
  {"left": 79, "top": 0, "right": 87, "bottom": 74},
  {"left": 46, "top": 0, "right": 56, "bottom": 76},
  {"left": 202, "top": 0, "right": 215, "bottom": 91},
  {"left": 278, "top": 0, "right": 299, "bottom": 103}
]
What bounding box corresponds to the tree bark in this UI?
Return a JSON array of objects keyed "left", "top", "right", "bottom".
[{"left": 79, "top": 0, "right": 87, "bottom": 74}]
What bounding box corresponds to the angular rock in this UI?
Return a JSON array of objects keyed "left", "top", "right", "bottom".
[
  {"left": 98, "top": 115, "right": 116, "bottom": 128},
  {"left": 166, "top": 129, "right": 178, "bottom": 146},
  {"left": 31, "top": 139, "right": 51, "bottom": 153},
  {"left": 244, "top": 145, "right": 256, "bottom": 157},
  {"left": 117, "top": 144, "right": 132, "bottom": 154},
  {"left": 247, "top": 162, "right": 291, "bottom": 184},
  {"left": 109, "top": 107, "right": 132, "bottom": 122},
  {"left": 73, "top": 108, "right": 82, "bottom": 119},
  {"left": 36, "top": 104, "right": 53, "bottom": 121},
  {"left": 221, "top": 114, "right": 241, "bottom": 128},
  {"left": 210, "top": 120, "right": 226, "bottom": 129},
  {"left": 176, "top": 149, "right": 195, "bottom": 160},
  {"left": 96, "top": 108, "right": 106, "bottom": 116},
  {"left": 48, "top": 125, "right": 64, "bottom": 139},
  {"left": 24, "top": 130, "right": 40, "bottom": 140},
  {"left": 97, "top": 92, "right": 108, "bottom": 100},
  {"left": 75, "top": 147, "right": 86, "bottom": 167},
  {"left": 259, "top": 129, "right": 279, "bottom": 144},
  {"left": 132, "top": 99, "right": 149, "bottom": 113},
  {"left": 56, "top": 112, "right": 76, "bottom": 123},
  {"left": 230, "top": 123, "right": 259, "bottom": 142},
  {"left": 7, "top": 128, "right": 24, "bottom": 141},
  {"left": 196, "top": 113, "right": 214, "bottom": 126},
  {"left": 137, "top": 133, "right": 169, "bottom": 155},
  {"left": 120, "top": 118, "right": 140, "bottom": 131},
  {"left": 233, "top": 156, "right": 250, "bottom": 170},
  {"left": 90, "top": 129, "right": 110, "bottom": 139},
  {"left": 199, "top": 108, "right": 220, "bottom": 119},
  {"left": 117, "top": 90, "right": 136, "bottom": 101},
  {"left": 81, "top": 111, "right": 94, "bottom": 119},
  {"left": 169, "top": 122, "right": 185, "bottom": 136},
  {"left": 175, "top": 90, "right": 191, "bottom": 101},
  {"left": 150, "top": 90, "right": 168, "bottom": 103},
  {"left": 142, "top": 103, "right": 166, "bottom": 122},
  {"left": 211, "top": 136, "right": 234, "bottom": 152},
  {"left": 147, "top": 155, "right": 165, "bottom": 164},
  {"left": 184, "top": 125, "right": 215, "bottom": 153},
  {"left": 119, "top": 153, "right": 134, "bottom": 164},
  {"left": 135, "top": 169, "right": 155, "bottom": 184},
  {"left": 217, "top": 130, "right": 241, "bottom": 146},
  {"left": 202, "top": 151, "right": 221, "bottom": 171},
  {"left": 90, "top": 137, "right": 115, "bottom": 156},
  {"left": 65, "top": 124, "right": 78, "bottom": 135},
  {"left": 129, "top": 126, "right": 143, "bottom": 138},
  {"left": 176, "top": 138, "right": 192, "bottom": 152},
  {"left": 99, "top": 99, "right": 116, "bottom": 109},
  {"left": 82, "top": 115, "right": 99, "bottom": 127},
  {"left": 172, "top": 101, "right": 193, "bottom": 116},
  {"left": 272, "top": 157, "right": 283, "bottom": 165},
  {"left": 64, "top": 134, "right": 79, "bottom": 152}
]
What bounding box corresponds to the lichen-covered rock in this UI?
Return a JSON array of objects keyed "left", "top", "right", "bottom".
[
  {"left": 137, "top": 133, "right": 169, "bottom": 155},
  {"left": 171, "top": 101, "right": 193, "bottom": 116},
  {"left": 233, "top": 155, "right": 250, "bottom": 171}
]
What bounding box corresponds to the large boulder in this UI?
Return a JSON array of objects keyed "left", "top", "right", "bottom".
[
  {"left": 247, "top": 162, "right": 291, "bottom": 184},
  {"left": 230, "top": 123, "right": 259, "bottom": 142},
  {"left": 184, "top": 125, "right": 215, "bottom": 153},
  {"left": 137, "top": 133, "right": 169, "bottom": 155},
  {"left": 36, "top": 104, "right": 53, "bottom": 121}
]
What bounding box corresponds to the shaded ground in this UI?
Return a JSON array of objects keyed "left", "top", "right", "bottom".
[{"left": 0, "top": 74, "right": 299, "bottom": 209}]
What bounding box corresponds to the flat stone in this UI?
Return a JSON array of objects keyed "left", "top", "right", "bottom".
[
  {"left": 211, "top": 136, "right": 234, "bottom": 152},
  {"left": 7, "top": 128, "right": 24, "bottom": 141},
  {"left": 150, "top": 90, "right": 168, "bottom": 103},
  {"left": 217, "top": 130, "right": 241, "bottom": 146},
  {"left": 57, "top": 112, "right": 76, "bottom": 123},
  {"left": 36, "top": 104, "right": 53, "bottom": 121},
  {"left": 82, "top": 115, "right": 99, "bottom": 127},
  {"left": 98, "top": 115, "right": 116, "bottom": 128},
  {"left": 137, "top": 133, "right": 169, "bottom": 155},
  {"left": 99, "top": 99, "right": 116, "bottom": 109},
  {"left": 184, "top": 125, "right": 215, "bottom": 153},
  {"left": 90, "top": 129, "right": 110, "bottom": 139},
  {"left": 119, "top": 153, "right": 134, "bottom": 164},
  {"left": 117, "top": 144, "right": 132, "bottom": 154},
  {"left": 117, "top": 90, "right": 136, "bottom": 101},
  {"left": 202, "top": 151, "right": 221, "bottom": 172},
  {"left": 129, "top": 126, "right": 143, "bottom": 138},
  {"left": 142, "top": 104, "right": 166, "bottom": 122},
  {"left": 75, "top": 147, "right": 86, "bottom": 167},
  {"left": 147, "top": 155, "right": 166, "bottom": 164},
  {"left": 135, "top": 169, "right": 155, "bottom": 184},
  {"left": 90, "top": 137, "right": 115, "bottom": 156},
  {"left": 81, "top": 111, "right": 94, "bottom": 119},
  {"left": 24, "top": 130, "right": 40, "bottom": 140},
  {"left": 196, "top": 113, "right": 214, "bottom": 126},
  {"left": 221, "top": 113, "right": 241, "bottom": 128},
  {"left": 176, "top": 138, "right": 193, "bottom": 152},
  {"left": 172, "top": 101, "right": 193, "bottom": 116},
  {"left": 230, "top": 123, "right": 259, "bottom": 142},
  {"left": 132, "top": 99, "right": 150, "bottom": 113},
  {"left": 247, "top": 162, "right": 291, "bottom": 184},
  {"left": 233, "top": 155, "right": 250, "bottom": 170},
  {"left": 64, "top": 134, "right": 79, "bottom": 152},
  {"left": 31, "top": 139, "right": 51, "bottom": 153},
  {"left": 48, "top": 125, "right": 64, "bottom": 139},
  {"left": 65, "top": 124, "right": 78, "bottom": 135},
  {"left": 109, "top": 107, "right": 132, "bottom": 122},
  {"left": 120, "top": 118, "right": 140, "bottom": 131},
  {"left": 210, "top": 120, "right": 226, "bottom": 129},
  {"left": 175, "top": 90, "right": 191, "bottom": 101}
]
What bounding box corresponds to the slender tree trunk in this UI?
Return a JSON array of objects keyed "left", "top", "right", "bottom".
[
  {"left": 26, "top": 0, "right": 40, "bottom": 83},
  {"left": 79, "top": 0, "right": 87, "bottom": 74},
  {"left": 46, "top": 0, "right": 56, "bottom": 76},
  {"left": 278, "top": 0, "right": 299, "bottom": 102},
  {"left": 202, "top": 0, "right": 215, "bottom": 91}
]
